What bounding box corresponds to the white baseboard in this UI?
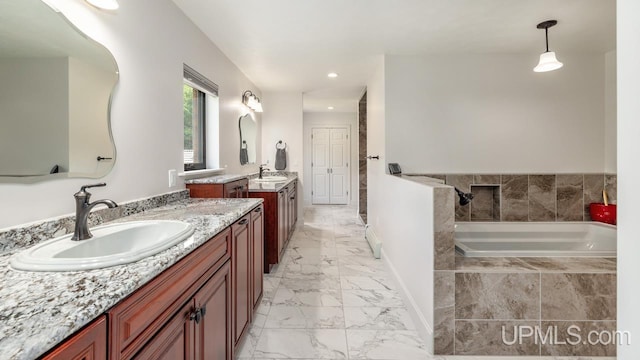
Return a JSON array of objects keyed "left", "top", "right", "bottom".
[
  {"left": 380, "top": 248, "right": 434, "bottom": 354},
  {"left": 364, "top": 225, "right": 381, "bottom": 259}
]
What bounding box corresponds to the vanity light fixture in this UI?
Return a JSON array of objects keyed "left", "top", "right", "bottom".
[
  {"left": 327, "top": 72, "right": 339, "bottom": 78},
  {"left": 85, "top": 0, "right": 119, "bottom": 10},
  {"left": 533, "top": 20, "right": 563, "bottom": 73},
  {"left": 328, "top": 106, "right": 334, "bottom": 110},
  {"left": 242, "top": 90, "right": 263, "bottom": 113}
]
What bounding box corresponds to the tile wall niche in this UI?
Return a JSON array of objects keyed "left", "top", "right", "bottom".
[{"left": 423, "top": 174, "right": 617, "bottom": 222}]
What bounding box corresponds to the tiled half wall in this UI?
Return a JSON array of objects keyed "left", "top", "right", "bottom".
[
  {"left": 429, "top": 183, "right": 617, "bottom": 356},
  {"left": 423, "top": 174, "right": 617, "bottom": 222}
]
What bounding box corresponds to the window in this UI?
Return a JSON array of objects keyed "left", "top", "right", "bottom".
[{"left": 183, "top": 64, "right": 219, "bottom": 171}]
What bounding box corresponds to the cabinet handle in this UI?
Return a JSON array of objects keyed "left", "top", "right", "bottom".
[
  {"left": 290, "top": 196, "right": 295, "bottom": 200},
  {"left": 200, "top": 304, "right": 206, "bottom": 317},
  {"left": 239, "top": 218, "right": 248, "bottom": 225},
  {"left": 190, "top": 308, "right": 202, "bottom": 324},
  {"left": 254, "top": 207, "right": 262, "bottom": 213}
]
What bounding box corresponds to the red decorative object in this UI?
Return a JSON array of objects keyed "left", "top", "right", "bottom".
[{"left": 589, "top": 203, "right": 617, "bottom": 225}]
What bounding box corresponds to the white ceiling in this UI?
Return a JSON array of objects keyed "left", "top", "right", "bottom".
[{"left": 172, "top": 0, "right": 616, "bottom": 113}]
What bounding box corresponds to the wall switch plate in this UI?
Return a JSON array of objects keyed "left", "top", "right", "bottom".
[{"left": 168, "top": 169, "right": 177, "bottom": 187}]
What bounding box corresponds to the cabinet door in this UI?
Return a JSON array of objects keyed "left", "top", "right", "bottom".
[
  {"left": 43, "top": 316, "right": 107, "bottom": 360},
  {"left": 288, "top": 185, "right": 296, "bottom": 234},
  {"left": 277, "top": 190, "right": 286, "bottom": 254},
  {"left": 194, "top": 261, "right": 232, "bottom": 360},
  {"left": 133, "top": 301, "right": 194, "bottom": 360},
  {"left": 231, "top": 216, "right": 251, "bottom": 345},
  {"left": 250, "top": 206, "right": 264, "bottom": 309}
]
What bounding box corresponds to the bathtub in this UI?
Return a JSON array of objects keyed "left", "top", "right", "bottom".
[{"left": 454, "top": 222, "right": 617, "bottom": 257}]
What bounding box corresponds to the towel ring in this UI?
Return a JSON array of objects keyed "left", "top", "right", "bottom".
[{"left": 276, "top": 140, "right": 287, "bottom": 149}]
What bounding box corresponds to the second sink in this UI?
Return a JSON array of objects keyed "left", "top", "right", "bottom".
[
  {"left": 254, "top": 176, "right": 288, "bottom": 182},
  {"left": 10, "top": 220, "right": 195, "bottom": 272}
]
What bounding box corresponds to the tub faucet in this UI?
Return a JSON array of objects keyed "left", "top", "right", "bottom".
[
  {"left": 454, "top": 187, "right": 474, "bottom": 206},
  {"left": 259, "top": 164, "right": 270, "bottom": 179},
  {"left": 72, "top": 183, "right": 118, "bottom": 241}
]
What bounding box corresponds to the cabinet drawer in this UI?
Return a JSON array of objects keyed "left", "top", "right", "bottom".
[
  {"left": 109, "top": 229, "right": 231, "bottom": 360},
  {"left": 223, "top": 179, "right": 248, "bottom": 198}
]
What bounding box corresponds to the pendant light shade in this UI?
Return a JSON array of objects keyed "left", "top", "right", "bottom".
[
  {"left": 86, "top": 0, "right": 119, "bottom": 10},
  {"left": 534, "top": 51, "right": 563, "bottom": 72},
  {"left": 533, "top": 20, "right": 563, "bottom": 73}
]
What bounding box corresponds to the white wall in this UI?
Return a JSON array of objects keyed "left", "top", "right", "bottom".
[
  {"left": 617, "top": 0, "right": 639, "bottom": 357},
  {"left": 0, "top": 0, "right": 261, "bottom": 228},
  {"left": 379, "top": 176, "right": 435, "bottom": 351},
  {"left": 68, "top": 57, "right": 117, "bottom": 174},
  {"left": 366, "top": 58, "right": 386, "bottom": 231},
  {"left": 302, "top": 112, "right": 358, "bottom": 206},
  {"left": 261, "top": 91, "right": 304, "bottom": 218},
  {"left": 0, "top": 58, "right": 69, "bottom": 175},
  {"left": 385, "top": 54, "right": 608, "bottom": 173},
  {"left": 604, "top": 51, "right": 617, "bottom": 173}
]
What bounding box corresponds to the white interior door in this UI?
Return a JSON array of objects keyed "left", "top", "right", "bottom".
[
  {"left": 311, "top": 127, "right": 350, "bottom": 205},
  {"left": 329, "top": 128, "right": 349, "bottom": 204},
  {"left": 312, "top": 128, "right": 330, "bottom": 204}
]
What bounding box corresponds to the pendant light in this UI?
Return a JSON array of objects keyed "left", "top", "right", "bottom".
[
  {"left": 85, "top": 0, "right": 119, "bottom": 10},
  {"left": 533, "top": 20, "right": 563, "bottom": 73}
]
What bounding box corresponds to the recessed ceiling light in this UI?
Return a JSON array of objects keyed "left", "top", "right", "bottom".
[
  {"left": 327, "top": 73, "right": 338, "bottom": 78},
  {"left": 328, "top": 106, "right": 334, "bottom": 110}
]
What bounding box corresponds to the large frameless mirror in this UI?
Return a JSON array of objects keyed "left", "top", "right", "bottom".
[
  {"left": 0, "top": 0, "right": 119, "bottom": 183},
  {"left": 239, "top": 113, "right": 256, "bottom": 165}
]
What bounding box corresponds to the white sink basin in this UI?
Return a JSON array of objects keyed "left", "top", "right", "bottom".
[
  {"left": 10, "top": 220, "right": 195, "bottom": 272},
  {"left": 254, "top": 176, "right": 288, "bottom": 182}
]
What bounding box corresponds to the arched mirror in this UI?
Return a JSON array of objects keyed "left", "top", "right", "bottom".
[
  {"left": 239, "top": 113, "right": 257, "bottom": 165},
  {"left": 0, "top": 0, "right": 119, "bottom": 183}
]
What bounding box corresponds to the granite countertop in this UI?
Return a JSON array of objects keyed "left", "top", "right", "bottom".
[
  {"left": 184, "top": 173, "right": 249, "bottom": 184},
  {"left": 248, "top": 175, "right": 297, "bottom": 193},
  {"left": 0, "top": 197, "right": 262, "bottom": 360}
]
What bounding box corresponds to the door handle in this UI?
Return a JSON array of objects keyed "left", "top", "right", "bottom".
[{"left": 366, "top": 155, "right": 380, "bottom": 160}]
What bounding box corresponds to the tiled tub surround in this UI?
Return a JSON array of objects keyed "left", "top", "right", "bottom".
[
  {"left": 438, "top": 257, "right": 618, "bottom": 356},
  {"left": 0, "top": 196, "right": 262, "bottom": 360},
  {"left": 400, "top": 175, "right": 620, "bottom": 356},
  {"left": 422, "top": 173, "right": 617, "bottom": 222}
]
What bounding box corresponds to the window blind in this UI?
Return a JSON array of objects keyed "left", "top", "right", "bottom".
[{"left": 183, "top": 64, "right": 218, "bottom": 96}]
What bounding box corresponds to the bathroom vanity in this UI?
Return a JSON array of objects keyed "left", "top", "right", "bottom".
[
  {"left": 248, "top": 177, "right": 298, "bottom": 272},
  {"left": 0, "top": 196, "right": 263, "bottom": 360},
  {"left": 186, "top": 174, "right": 249, "bottom": 199},
  {"left": 186, "top": 174, "right": 298, "bottom": 273}
]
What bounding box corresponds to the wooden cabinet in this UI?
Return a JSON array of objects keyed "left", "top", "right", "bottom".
[
  {"left": 248, "top": 180, "right": 297, "bottom": 272},
  {"left": 194, "top": 261, "right": 232, "bottom": 360},
  {"left": 133, "top": 301, "right": 193, "bottom": 360},
  {"left": 135, "top": 262, "right": 232, "bottom": 360},
  {"left": 46, "top": 204, "right": 263, "bottom": 360},
  {"left": 231, "top": 215, "right": 251, "bottom": 346},
  {"left": 42, "top": 315, "right": 107, "bottom": 360},
  {"left": 109, "top": 229, "right": 231, "bottom": 360},
  {"left": 250, "top": 206, "right": 264, "bottom": 310},
  {"left": 187, "top": 178, "right": 248, "bottom": 199}
]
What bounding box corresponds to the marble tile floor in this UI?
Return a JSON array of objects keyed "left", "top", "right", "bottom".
[{"left": 235, "top": 205, "right": 616, "bottom": 360}]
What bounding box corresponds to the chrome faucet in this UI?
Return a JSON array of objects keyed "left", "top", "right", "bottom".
[
  {"left": 72, "top": 183, "right": 118, "bottom": 241},
  {"left": 259, "top": 164, "right": 270, "bottom": 179}
]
